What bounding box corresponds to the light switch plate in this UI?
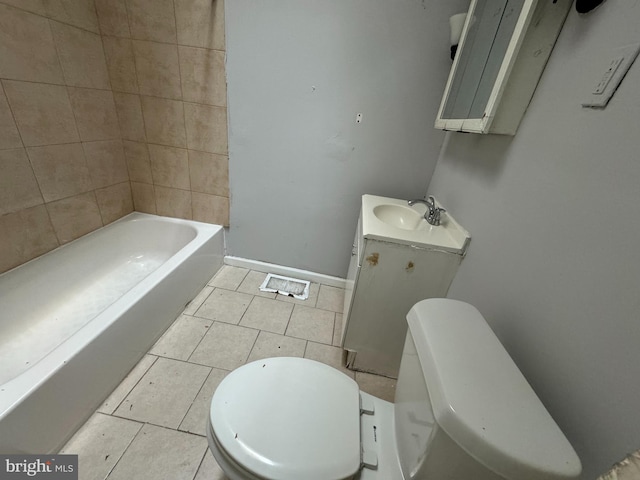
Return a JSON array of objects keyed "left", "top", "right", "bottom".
[{"left": 582, "top": 43, "right": 640, "bottom": 108}]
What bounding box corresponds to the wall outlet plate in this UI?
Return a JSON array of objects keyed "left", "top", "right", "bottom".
[{"left": 582, "top": 43, "right": 640, "bottom": 108}]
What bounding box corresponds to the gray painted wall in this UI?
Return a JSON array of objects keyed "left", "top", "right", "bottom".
[
  {"left": 225, "top": 0, "right": 467, "bottom": 276},
  {"left": 428, "top": 4, "right": 640, "bottom": 479}
]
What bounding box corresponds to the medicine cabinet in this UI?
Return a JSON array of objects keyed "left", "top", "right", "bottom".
[{"left": 435, "top": 0, "right": 571, "bottom": 135}]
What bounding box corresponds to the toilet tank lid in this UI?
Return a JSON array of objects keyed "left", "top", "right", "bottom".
[{"left": 407, "top": 299, "right": 582, "bottom": 480}]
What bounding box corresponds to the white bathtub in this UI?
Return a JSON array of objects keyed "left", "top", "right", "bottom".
[{"left": 0, "top": 213, "right": 224, "bottom": 454}]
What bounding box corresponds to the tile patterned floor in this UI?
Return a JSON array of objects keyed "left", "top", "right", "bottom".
[{"left": 61, "top": 266, "right": 397, "bottom": 480}]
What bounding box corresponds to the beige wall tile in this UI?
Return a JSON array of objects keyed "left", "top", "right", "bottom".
[
  {"left": 50, "top": 21, "right": 111, "bottom": 89},
  {"left": 133, "top": 41, "right": 181, "bottom": 100},
  {"left": 0, "top": 205, "right": 58, "bottom": 274},
  {"left": 123, "top": 140, "right": 152, "bottom": 183},
  {"left": 47, "top": 191, "right": 103, "bottom": 243},
  {"left": 155, "top": 186, "right": 191, "bottom": 219},
  {"left": 44, "top": 0, "right": 100, "bottom": 33},
  {"left": 113, "top": 92, "right": 146, "bottom": 141},
  {"left": 27, "top": 143, "right": 93, "bottom": 202},
  {"left": 126, "top": 0, "right": 176, "bottom": 44},
  {"left": 192, "top": 192, "right": 228, "bottom": 226},
  {"left": 148, "top": 144, "right": 190, "bottom": 189},
  {"left": 3, "top": 80, "right": 79, "bottom": 146},
  {"left": 184, "top": 103, "right": 227, "bottom": 154},
  {"left": 0, "top": 83, "right": 22, "bottom": 150},
  {"left": 96, "top": 181, "right": 133, "bottom": 224},
  {"left": 179, "top": 46, "right": 226, "bottom": 107},
  {"left": 103, "top": 37, "right": 138, "bottom": 94},
  {"left": 0, "top": 0, "right": 46, "bottom": 15},
  {"left": 175, "top": 0, "right": 224, "bottom": 51},
  {"left": 95, "top": 0, "right": 130, "bottom": 37},
  {"left": 68, "top": 87, "right": 120, "bottom": 141},
  {"left": 131, "top": 181, "right": 156, "bottom": 213},
  {"left": 0, "top": 4, "right": 64, "bottom": 84},
  {"left": 141, "top": 96, "right": 186, "bottom": 147},
  {"left": 0, "top": 148, "right": 43, "bottom": 215},
  {"left": 82, "top": 139, "right": 129, "bottom": 189},
  {"left": 188, "top": 150, "right": 228, "bottom": 196}
]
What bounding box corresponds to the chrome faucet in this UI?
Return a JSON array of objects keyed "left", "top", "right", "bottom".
[{"left": 408, "top": 196, "right": 446, "bottom": 226}]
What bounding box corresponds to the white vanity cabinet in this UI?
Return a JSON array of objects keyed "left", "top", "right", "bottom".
[{"left": 341, "top": 195, "right": 470, "bottom": 378}]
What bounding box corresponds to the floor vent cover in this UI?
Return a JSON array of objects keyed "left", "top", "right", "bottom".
[{"left": 259, "top": 273, "right": 310, "bottom": 300}]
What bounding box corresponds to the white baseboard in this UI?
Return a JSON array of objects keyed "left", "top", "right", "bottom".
[{"left": 224, "top": 256, "right": 346, "bottom": 289}]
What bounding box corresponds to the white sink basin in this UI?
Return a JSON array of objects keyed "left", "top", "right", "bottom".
[
  {"left": 362, "top": 195, "right": 471, "bottom": 254},
  {"left": 373, "top": 204, "right": 423, "bottom": 230}
]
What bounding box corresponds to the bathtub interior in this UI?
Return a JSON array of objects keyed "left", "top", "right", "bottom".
[{"left": 0, "top": 216, "right": 203, "bottom": 386}]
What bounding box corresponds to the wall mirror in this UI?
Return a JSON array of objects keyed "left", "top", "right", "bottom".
[{"left": 435, "top": 0, "right": 571, "bottom": 135}]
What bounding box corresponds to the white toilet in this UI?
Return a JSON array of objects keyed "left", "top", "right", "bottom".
[{"left": 206, "top": 298, "right": 582, "bottom": 480}]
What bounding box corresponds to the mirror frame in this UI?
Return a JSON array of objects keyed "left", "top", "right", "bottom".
[{"left": 435, "top": 0, "right": 538, "bottom": 133}]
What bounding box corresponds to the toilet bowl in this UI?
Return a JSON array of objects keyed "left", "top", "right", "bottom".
[{"left": 207, "top": 298, "right": 582, "bottom": 480}]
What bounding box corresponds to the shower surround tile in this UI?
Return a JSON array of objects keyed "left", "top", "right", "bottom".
[
  {"left": 50, "top": 21, "right": 110, "bottom": 89},
  {"left": 0, "top": 148, "right": 44, "bottom": 216},
  {"left": 44, "top": 0, "right": 100, "bottom": 34},
  {"left": 95, "top": 181, "right": 133, "bottom": 224},
  {"left": 141, "top": 96, "right": 186, "bottom": 148},
  {"left": 0, "top": 4, "right": 64, "bottom": 84},
  {"left": 133, "top": 40, "right": 182, "bottom": 100},
  {"left": 113, "top": 93, "right": 146, "bottom": 142},
  {"left": 68, "top": 87, "right": 120, "bottom": 141},
  {"left": 179, "top": 46, "right": 226, "bottom": 106},
  {"left": 46, "top": 191, "right": 103, "bottom": 243},
  {"left": 3, "top": 80, "right": 79, "bottom": 147},
  {"left": 94, "top": 0, "right": 131, "bottom": 37},
  {"left": 27, "top": 143, "right": 93, "bottom": 202},
  {"left": 126, "top": 0, "right": 177, "bottom": 44},
  {"left": 103, "top": 37, "right": 139, "bottom": 94},
  {"left": 122, "top": 140, "right": 152, "bottom": 183}
]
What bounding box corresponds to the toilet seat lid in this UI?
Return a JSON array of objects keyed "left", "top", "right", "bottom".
[{"left": 210, "top": 357, "right": 361, "bottom": 480}]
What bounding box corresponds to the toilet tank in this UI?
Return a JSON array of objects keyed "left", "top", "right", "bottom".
[{"left": 394, "top": 299, "right": 582, "bottom": 480}]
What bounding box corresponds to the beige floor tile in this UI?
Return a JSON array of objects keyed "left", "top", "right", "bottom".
[
  {"left": 150, "top": 315, "right": 212, "bottom": 361},
  {"left": 195, "top": 288, "right": 253, "bottom": 324},
  {"left": 355, "top": 371, "right": 397, "bottom": 403},
  {"left": 316, "top": 284, "right": 345, "bottom": 313},
  {"left": 98, "top": 354, "right": 157, "bottom": 414},
  {"left": 194, "top": 451, "right": 229, "bottom": 480},
  {"left": 60, "top": 413, "right": 142, "bottom": 480},
  {"left": 208, "top": 265, "right": 248, "bottom": 290},
  {"left": 239, "top": 297, "right": 293, "bottom": 334},
  {"left": 276, "top": 282, "right": 320, "bottom": 307},
  {"left": 183, "top": 286, "right": 213, "bottom": 315},
  {"left": 114, "top": 357, "right": 210, "bottom": 429},
  {"left": 107, "top": 424, "right": 207, "bottom": 480},
  {"left": 189, "top": 322, "right": 258, "bottom": 370},
  {"left": 179, "top": 368, "right": 228, "bottom": 436},
  {"left": 247, "top": 331, "right": 306, "bottom": 363},
  {"left": 236, "top": 270, "right": 276, "bottom": 298},
  {"left": 333, "top": 313, "right": 344, "bottom": 346},
  {"left": 285, "top": 305, "right": 335, "bottom": 344},
  {"left": 304, "top": 341, "right": 354, "bottom": 379}
]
